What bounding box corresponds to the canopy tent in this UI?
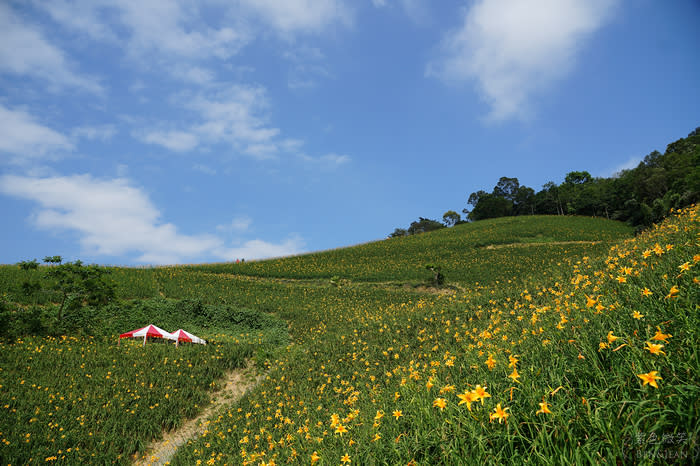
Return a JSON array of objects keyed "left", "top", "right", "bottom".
[
  {"left": 119, "top": 324, "right": 174, "bottom": 346},
  {"left": 169, "top": 329, "right": 207, "bottom": 347}
]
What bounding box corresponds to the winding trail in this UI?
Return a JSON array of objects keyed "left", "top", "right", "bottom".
[{"left": 134, "top": 362, "right": 264, "bottom": 466}]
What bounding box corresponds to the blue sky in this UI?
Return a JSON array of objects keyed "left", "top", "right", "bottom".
[{"left": 1, "top": 0, "right": 698, "bottom": 265}]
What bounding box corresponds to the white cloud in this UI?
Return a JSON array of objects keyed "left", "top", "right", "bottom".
[
  {"left": 0, "top": 174, "right": 303, "bottom": 264},
  {"left": 36, "top": 0, "right": 248, "bottom": 61},
  {"left": 320, "top": 153, "right": 351, "bottom": 165},
  {"left": 71, "top": 124, "right": 117, "bottom": 141},
  {"left": 217, "top": 216, "right": 253, "bottom": 233},
  {"left": 284, "top": 46, "right": 331, "bottom": 90},
  {"left": 192, "top": 163, "right": 217, "bottom": 175},
  {"left": 0, "top": 3, "right": 102, "bottom": 93},
  {"left": 297, "top": 152, "right": 351, "bottom": 168},
  {"left": 218, "top": 237, "right": 305, "bottom": 262},
  {"left": 139, "top": 130, "right": 200, "bottom": 152},
  {"left": 139, "top": 85, "right": 287, "bottom": 158},
  {"left": 602, "top": 156, "right": 642, "bottom": 178},
  {"left": 238, "top": 0, "right": 351, "bottom": 35},
  {"left": 188, "top": 85, "right": 280, "bottom": 145},
  {"left": 370, "top": 0, "right": 430, "bottom": 24},
  {"left": 427, "top": 0, "right": 619, "bottom": 121},
  {"left": 171, "top": 65, "right": 216, "bottom": 84},
  {"left": 0, "top": 104, "right": 73, "bottom": 161},
  {"left": 117, "top": 0, "right": 246, "bottom": 60},
  {"left": 35, "top": 0, "right": 119, "bottom": 42}
]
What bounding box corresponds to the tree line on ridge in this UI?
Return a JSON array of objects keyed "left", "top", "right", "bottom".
[{"left": 390, "top": 127, "right": 700, "bottom": 237}]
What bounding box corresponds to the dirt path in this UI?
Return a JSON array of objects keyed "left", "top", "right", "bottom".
[
  {"left": 134, "top": 362, "right": 264, "bottom": 466},
  {"left": 482, "top": 240, "right": 601, "bottom": 249}
]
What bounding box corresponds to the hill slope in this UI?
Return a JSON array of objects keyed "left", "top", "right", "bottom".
[
  {"left": 183, "top": 215, "right": 633, "bottom": 284},
  {"left": 1, "top": 212, "right": 697, "bottom": 465}
]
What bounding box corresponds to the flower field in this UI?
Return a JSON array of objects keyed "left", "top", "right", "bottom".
[
  {"left": 189, "top": 215, "right": 632, "bottom": 283},
  {"left": 169, "top": 208, "right": 698, "bottom": 464},
  {"left": 1, "top": 210, "right": 697, "bottom": 464}
]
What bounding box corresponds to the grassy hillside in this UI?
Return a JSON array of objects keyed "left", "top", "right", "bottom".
[
  {"left": 191, "top": 215, "right": 632, "bottom": 283},
  {"left": 1, "top": 212, "right": 698, "bottom": 464}
]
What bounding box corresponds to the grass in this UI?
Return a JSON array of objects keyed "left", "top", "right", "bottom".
[{"left": 1, "top": 211, "right": 698, "bottom": 464}]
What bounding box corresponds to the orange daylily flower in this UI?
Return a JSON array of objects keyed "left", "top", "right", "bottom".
[
  {"left": 457, "top": 391, "right": 478, "bottom": 411},
  {"left": 652, "top": 327, "right": 672, "bottom": 343},
  {"left": 637, "top": 371, "right": 662, "bottom": 388},
  {"left": 665, "top": 285, "right": 679, "bottom": 299},
  {"left": 508, "top": 367, "right": 520, "bottom": 383},
  {"left": 489, "top": 403, "right": 509, "bottom": 423},
  {"left": 644, "top": 342, "right": 666, "bottom": 356},
  {"left": 473, "top": 385, "right": 491, "bottom": 404},
  {"left": 536, "top": 401, "right": 552, "bottom": 415},
  {"left": 432, "top": 398, "right": 447, "bottom": 410}
]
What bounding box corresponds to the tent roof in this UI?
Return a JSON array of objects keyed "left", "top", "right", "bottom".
[
  {"left": 119, "top": 324, "right": 173, "bottom": 339},
  {"left": 170, "top": 329, "right": 206, "bottom": 345}
]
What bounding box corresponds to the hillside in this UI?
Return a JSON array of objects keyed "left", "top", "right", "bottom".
[
  {"left": 1, "top": 212, "right": 697, "bottom": 464},
  {"left": 176, "top": 215, "right": 632, "bottom": 284}
]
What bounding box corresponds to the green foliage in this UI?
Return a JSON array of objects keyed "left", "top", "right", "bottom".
[
  {"left": 18, "top": 259, "right": 39, "bottom": 270},
  {"left": 388, "top": 228, "right": 407, "bottom": 238},
  {"left": 424, "top": 263, "right": 445, "bottom": 287},
  {"left": 407, "top": 217, "right": 445, "bottom": 235},
  {"left": 462, "top": 127, "right": 699, "bottom": 227},
  {"left": 442, "top": 210, "right": 461, "bottom": 226},
  {"left": 42, "top": 259, "right": 116, "bottom": 320}
]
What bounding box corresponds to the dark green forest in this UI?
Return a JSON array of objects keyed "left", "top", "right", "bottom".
[{"left": 391, "top": 126, "right": 700, "bottom": 237}]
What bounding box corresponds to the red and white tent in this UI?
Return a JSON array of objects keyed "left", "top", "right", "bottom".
[
  {"left": 119, "top": 324, "right": 173, "bottom": 346},
  {"left": 169, "top": 329, "right": 207, "bottom": 346}
]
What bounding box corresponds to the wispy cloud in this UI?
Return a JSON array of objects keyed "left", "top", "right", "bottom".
[
  {"left": 284, "top": 46, "right": 331, "bottom": 90},
  {"left": 238, "top": 0, "right": 352, "bottom": 35},
  {"left": 192, "top": 163, "right": 217, "bottom": 175},
  {"left": 138, "top": 85, "right": 288, "bottom": 158},
  {"left": 0, "top": 3, "right": 102, "bottom": 93},
  {"left": 427, "top": 0, "right": 619, "bottom": 121},
  {"left": 601, "top": 156, "right": 642, "bottom": 178},
  {"left": 297, "top": 152, "right": 351, "bottom": 168},
  {"left": 70, "top": 125, "right": 117, "bottom": 141},
  {"left": 217, "top": 216, "right": 253, "bottom": 233},
  {"left": 0, "top": 174, "right": 304, "bottom": 264},
  {"left": 0, "top": 104, "right": 74, "bottom": 161},
  {"left": 36, "top": 0, "right": 248, "bottom": 61},
  {"left": 218, "top": 237, "right": 305, "bottom": 262},
  {"left": 138, "top": 130, "right": 200, "bottom": 153},
  {"left": 371, "top": 0, "right": 432, "bottom": 25}
]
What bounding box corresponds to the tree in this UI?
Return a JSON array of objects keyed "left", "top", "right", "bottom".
[
  {"left": 389, "top": 228, "right": 408, "bottom": 238},
  {"left": 564, "top": 171, "right": 592, "bottom": 185},
  {"left": 468, "top": 190, "right": 488, "bottom": 208},
  {"left": 442, "top": 210, "right": 461, "bottom": 226},
  {"left": 41, "top": 259, "right": 115, "bottom": 320},
  {"left": 18, "top": 259, "right": 39, "bottom": 270},
  {"left": 493, "top": 177, "right": 520, "bottom": 201},
  {"left": 513, "top": 186, "right": 535, "bottom": 215},
  {"left": 408, "top": 217, "right": 445, "bottom": 235},
  {"left": 467, "top": 193, "right": 512, "bottom": 221}
]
